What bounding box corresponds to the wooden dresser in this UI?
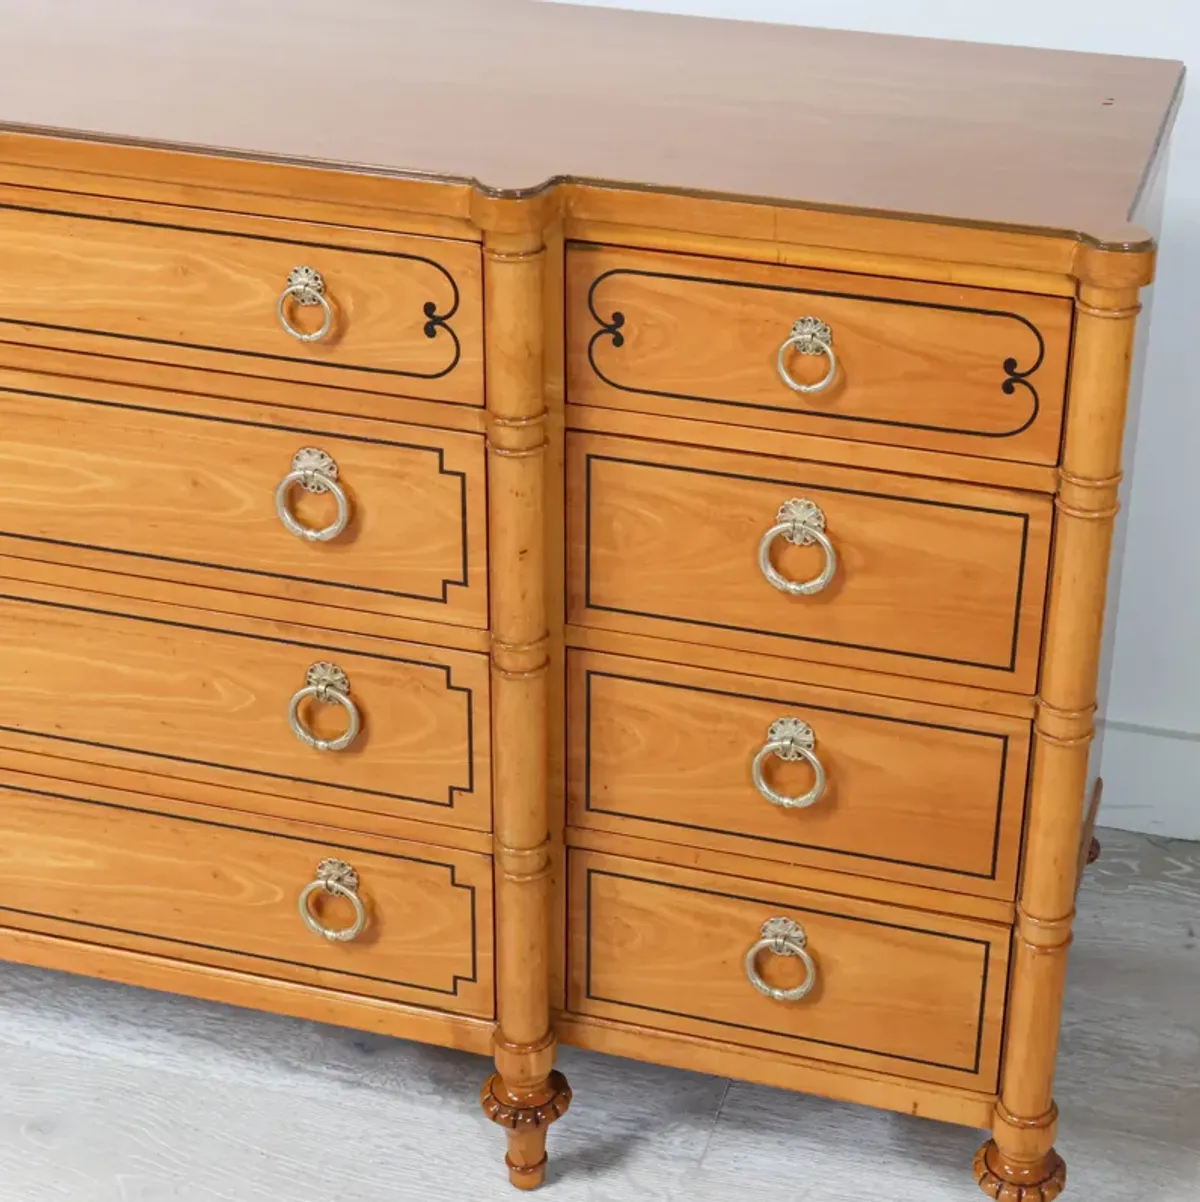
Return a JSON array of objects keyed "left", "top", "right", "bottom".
[{"left": 0, "top": 2, "right": 1183, "bottom": 1197}]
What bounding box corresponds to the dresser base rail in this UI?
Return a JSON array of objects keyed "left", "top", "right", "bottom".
[{"left": 0, "top": 925, "right": 496, "bottom": 1055}]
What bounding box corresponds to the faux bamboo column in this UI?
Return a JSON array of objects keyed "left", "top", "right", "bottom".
[
  {"left": 478, "top": 224, "right": 571, "bottom": 1190},
  {"left": 975, "top": 276, "right": 1143, "bottom": 1202}
]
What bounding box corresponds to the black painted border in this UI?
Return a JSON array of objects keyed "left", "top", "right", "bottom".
[
  {"left": 0, "top": 590, "right": 479, "bottom": 810},
  {"left": 583, "top": 263, "right": 1047, "bottom": 438},
  {"left": 0, "top": 383, "right": 473, "bottom": 605},
  {"left": 582, "top": 452, "right": 1032, "bottom": 674},
  {"left": 580, "top": 667, "right": 1009, "bottom": 880},
  {"left": 582, "top": 864, "right": 992, "bottom": 1076},
  {"left": 0, "top": 200, "right": 467, "bottom": 383},
  {"left": 0, "top": 778, "right": 481, "bottom": 996}
]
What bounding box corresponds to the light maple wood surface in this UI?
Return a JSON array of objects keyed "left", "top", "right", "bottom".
[
  {"left": 567, "top": 432, "right": 1053, "bottom": 692},
  {"left": 0, "top": 781, "right": 493, "bottom": 1017},
  {"left": 566, "top": 650, "right": 1029, "bottom": 899},
  {"left": 567, "top": 244, "right": 1072, "bottom": 464},
  {"left": 0, "top": 0, "right": 1183, "bottom": 246},
  {"left": 0, "top": 193, "right": 483, "bottom": 403},
  {"left": 0, "top": 589, "right": 491, "bottom": 830},
  {"left": 0, "top": 381, "right": 486, "bottom": 628},
  {"left": 567, "top": 850, "right": 1008, "bottom": 1092}
]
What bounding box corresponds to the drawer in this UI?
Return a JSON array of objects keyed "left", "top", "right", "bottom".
[
  {"left": 0, "top": 781, "right": 493, "bottom": 1016},
  {"left": 568, "top": 851, "right": 1009, "bottom": 1089},
  {"left": 0, "top": 590, "right": 490, "bottom": 830},
  {"left": 567, "top": 244, "right": 1071, "bottom": 464},
  {"left": 567, "top": 651, "right": 1029, "bottom": 898},
  {"left": 567, "top": 433, "right": 1052, "bottom": 691},
  {"left": 0, "top": 379, "right": 486, "bottom": 628},
  {"left": 0, "top": 200, "right": 482, "bottom": 403}
]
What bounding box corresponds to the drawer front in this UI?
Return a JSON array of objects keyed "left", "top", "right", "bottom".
[
  {"left": 0, "top": 201, "right": 482, "bottom": 403},
  {"left": 567, "top": 244, "right": 1070, "bottom": 463},
  {"left": 567, "top": 433, "right": 1052, "bottom": 691},
  {"left": 568, "top": 851, "right": 1008, "bottom": 1089},
  {"left": 0, "top": 382, "right": 486, "bottom": 628},
  {"left": 0, "top": 782, "right": 493, "bottom": 1016},
  {"left": 568, "top": 651, "right": 1029, "bottom": 898},
  {"left": 0, "top": 593, "right": 490, "bottom": 829}
]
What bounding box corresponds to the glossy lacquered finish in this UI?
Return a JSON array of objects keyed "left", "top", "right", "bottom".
[
  {"left": 0, "top": 5, "right": 1179, "bottom": 1197},
  {"left": 0, "top": 780, "right": 494, "bottom": 1016}
]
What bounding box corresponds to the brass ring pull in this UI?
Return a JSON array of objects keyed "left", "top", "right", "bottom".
[
  {"left": 744, "top": 917, "right": 817, "bottom": 1003},
  {"left": 751, "top": 718, "right": 827, "bottom": 810},
  {"left": 298, "top": 858, "right": 367, "bottom": 942},
  {"left": 275, "top": 448, "right": 351, "bottom": 543},
  {"left": 288, "top": 662, "right": 361, "bottom": 753},
  {"left": 277, "top": 265, "right": 335, "bottom": 343},
  {"left": 758, "top": 498, "right": 838, "bottom": 596},
  {"left": 776, "top": 316, "right": 837, "bottom": 394}
]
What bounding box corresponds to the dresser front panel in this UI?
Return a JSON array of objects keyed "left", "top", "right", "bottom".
[
  {"left": 567, "top": 432, "right": 1052, "bottom": 691},
  {"left": 567, "top": 651, "right": 1028, "bottom": 898},
  {"left": 568, "top": 851, "right": 1008, "bottom": 1090},
  {"left": 567, "top": 244, "right": 1071, "bottom": 464},
  {"left": 0, "top": 593, "right": 490, "bottom": 829},
  {"left": 0, "top": 382, "right": 486, "bottom": 628},
  {"left": 0, "top": 781, "right": 493, "bottom": 1016},
  {"left": 0, "top": 200, "right": 483, "bottom": 403}
]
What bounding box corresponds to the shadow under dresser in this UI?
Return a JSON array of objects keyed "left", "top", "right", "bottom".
[{"left": 0, "top": 1, "right": 1183, "bottom": 1197}]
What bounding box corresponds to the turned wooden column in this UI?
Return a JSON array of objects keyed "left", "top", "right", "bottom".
[
  {"left": 975, "top": 277, "right": 1142, "bottom": 1201},
  {"left": 477, "top": 224, "right": 571, "bottom": 1190}
]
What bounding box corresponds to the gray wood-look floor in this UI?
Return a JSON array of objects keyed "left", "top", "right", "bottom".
[{"left": 0, "top": 827, "right": 1195, "bottom": 1200}]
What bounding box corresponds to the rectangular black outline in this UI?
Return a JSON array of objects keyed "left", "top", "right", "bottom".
[
  {"left": 581, "top": 862, "right": 993, "bottom": 1076},
  {"left": 0, "top": 383, "right": 474, "bottom": 605},
  {"left": 0, "top": 590, "right": 479, "bottom": 810},
  {"left": 0, "top": 778, "right": 483, "bottom": 997},
  {"left": 578, "top": 665, "right": 1010, "bottom": 880},
  {"left": 581, "top": 450, "right": 1032, "bottom": 673}
]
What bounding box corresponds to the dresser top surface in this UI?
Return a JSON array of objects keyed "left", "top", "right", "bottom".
[{"left": 0, "top": 0, "right": 1183, "bottom": 247}]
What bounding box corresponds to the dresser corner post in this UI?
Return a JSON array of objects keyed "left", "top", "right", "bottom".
[
  {"left": 976, "top": 275, "right": 1143, "bottom": 1202},
  {"left": 478, "top": 217, "right": 571, "bottom": 1190}
]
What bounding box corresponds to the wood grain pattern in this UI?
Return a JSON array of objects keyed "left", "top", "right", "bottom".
[
  {"left": 0, "top": 0, "right": 1183, "bottom": 246},
  {"left": 567, "top": 650, "right": 1029, "bottom": 899},
  {"left": 567, "top": 432, "right": 1052, "bottom": 692},
  {"left": 0, "top": 196, "right": 483, "bottom": 403},
  {"left": 0, "top": 590, "right": 491, "bottom": 829},
  {"left": 0, "top": 783, "right": 493, "bottom": 1016},
  {"left": 567, "top": 850, "right": 1009, "bottom": 1091},
  {"left": 0, "top": 383, "right": 486, "bottom": 627},
  {"left": 567, "top": 244, "right": 1071, "bottom": 464}
]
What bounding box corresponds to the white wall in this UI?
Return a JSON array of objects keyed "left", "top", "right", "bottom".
[{"left": 550, "top": 0, "right": 1200, "bottom": 838}]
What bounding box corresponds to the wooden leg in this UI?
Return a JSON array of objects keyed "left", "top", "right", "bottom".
[
  {"left": 478, "top": 220, "right": 570, "bottom": 1187},
  {"left": 975, "top": 279, "right": 1142, "bottom": 1201}
]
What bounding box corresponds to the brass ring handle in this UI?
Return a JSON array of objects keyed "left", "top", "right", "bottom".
[
  {"left": 744, "top": 917, "right": 817, "bottom": 1003},
  {"left": 288, "top": 662, "right": 361, "bottom": 753},
  {"left": 758, "top": 498, "right": 838, "bottom": 596},
  {"left": 277, "top": 265, "right": 335, "bottom": 343},
  {"left": 298, "top": 857, "right": 367, "bottom": 942},
  {"left": 776, "top": 316, "right": 837, "bottom": 394},
  {"left": 751, "top": 718, "right": 826, "bottom": 810},
  {"left": 275, "top": 448, "right": 351, "bottom": 543}
]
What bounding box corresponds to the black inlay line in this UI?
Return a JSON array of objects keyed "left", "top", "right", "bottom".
[
  {"left": 0, "top": 590, "right": 478, "bottom": 808},
  {"left": 0, "top": 779, "right": 480, "bottom": 994},
  {"left": 580, "top": 668, "right": 1010, "bottom": 880},
  {"left": 583, "top": 865, "right": 991, "bottom": 1075},
  {"left": 584, "top": 264, "right": 1047, "bottom": 438},
  {"left": 0, "top": 382, "right": 474, "bottom": 603},
  {"left": 0, "top": 200, "right": 465, "bottom": 382},
  {"left": 583, "top": 453, "right": 1033, "bottom": 673}
]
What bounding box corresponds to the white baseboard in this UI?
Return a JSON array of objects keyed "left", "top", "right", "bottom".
[{"left": 1099, "top": 722, "right": 1200, "bottom": 840}]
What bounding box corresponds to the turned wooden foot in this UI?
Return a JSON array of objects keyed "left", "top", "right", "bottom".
[
  {"left": 481, "top": 1070, "right": 572, "bottom": 1190},
  {"left": 975, "top": 1139, "right": 1066, "bottom": 1202}
]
